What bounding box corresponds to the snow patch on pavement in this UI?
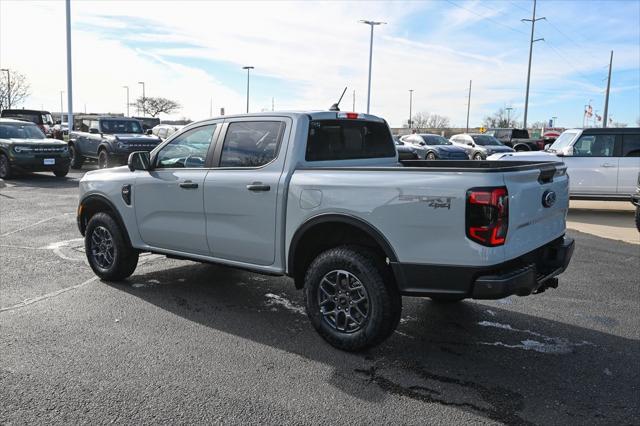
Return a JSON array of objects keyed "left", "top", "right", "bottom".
[{"left": 264, "top": 293, "right": 306, "bottom": 315}]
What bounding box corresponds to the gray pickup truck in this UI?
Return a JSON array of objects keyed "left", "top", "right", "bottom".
[
  {"left": 68, "top": 117, "right": 161, "bottom": 169},
  {"left": 77, "top": 111, "right": 574, "bottom": 350}
]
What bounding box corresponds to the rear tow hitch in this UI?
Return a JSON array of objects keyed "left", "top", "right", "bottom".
[{"left": 534, "top": 277, "right": 559, "bottom": 294}]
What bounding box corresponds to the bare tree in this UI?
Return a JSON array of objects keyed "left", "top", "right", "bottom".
[
  {"left": 134, "top": 96, "right": 181, "bottom": 117},
  {"left": 483, "top": 108, "right": 520, "bottom": 128},
  {"left": 0, "top": 70, "right": 30, "bottom": 110},
  {"left": 409, "top": 112, "right": 451, "bottom": 129}
]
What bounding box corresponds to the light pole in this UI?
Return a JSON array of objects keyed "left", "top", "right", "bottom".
[
  {"left": 408, "top": 89, "right": 413, "bottom": 129},
  {"left": 359, "top": 20, "right": 386, "bottom": 114},
  {"left": 138, "top": 81, "right": 145, "bottom": 116},
  {"left": 242, "top": 66, "right": 254, "bottom": 113},
  {"left": 0, "top": 69, "right": 10, "bottom": 109},
  {"left": 65, "top": 0, "right": 73, "bottom": 130},
  {"left": 122, "top": 86, "right": 129, "bottom": 116},
  {"left": 505, "top": 107, "right": 513, "bottom": 127},
  {"left": 521, "top": 0, "right": 545, "bottom": 129},
  {"left": 60, "top": 91, "right": 64, "bottom": 122},
  {"left": 466, "top": 80, "right": 472, "bottom": 133}
]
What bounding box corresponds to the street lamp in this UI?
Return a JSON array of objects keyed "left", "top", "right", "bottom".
[
  {"left": 505, "top": 107, "right": 513, "bottom": 127},
  {"left": 359, "top": 20, "right": 386, "bottom": 114},
  {"left": 242, "top": 66, "right": 254, "bottom": 113},
  {"left": 1, "top": 69, "right": 10, "bottom": 109},
  {"left": 60, "top": 91, "right": 64, "bottom": 122},
  {"left": 138, "top": 81, "right": 145, "bottom": 116},
  {"left": 122, "top": 86, "right": 130, "bottom": 116},
  {"left": 408, "top": 89, "right": 413, "bottom": 129}
]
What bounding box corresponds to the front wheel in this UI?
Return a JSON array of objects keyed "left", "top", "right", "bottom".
[
  {"left": 304, "top": 246, "right": 402, "bottom": 351},
  {"left": 85, "top": 212, "right": 139, "bottom": 281},
  {"left": 426, "top": 152, "right": 437, "bottom": 160},
  {"left": 0, "top": 154, "right": 12, "bottom": 179},
  {"left": 53, "top": 166, "right": 69, "bottom": 177},
  {"left": 473, "top": 153, "right": 483, "bottom": 161}
]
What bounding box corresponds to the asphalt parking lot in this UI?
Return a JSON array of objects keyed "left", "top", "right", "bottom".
[{"left": 1, "top": 169, "right": 638, "bottom": 424}]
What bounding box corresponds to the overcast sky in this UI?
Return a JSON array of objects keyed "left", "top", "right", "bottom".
[{"left": 1, "top": 0, "right": 638, "bottom": 127}]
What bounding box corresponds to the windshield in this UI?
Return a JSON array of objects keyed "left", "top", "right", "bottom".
[
  {"left": 100, "top": 120, "right": 143, "bottom": 134},
  {"left": 422, "top": 135, "right": 451, "bottom": 145},
  {"left": 548, "top": 131, "right": 579, "bottom": 152},
  {"left": 0, "top": 123, "right": 46, "bottom": 139},
  {"left": 471, "top": 135, "right": 503, "bottom": 146}
]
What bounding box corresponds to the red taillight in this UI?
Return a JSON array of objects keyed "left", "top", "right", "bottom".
[
  {"left": 537, "top": 140, "right": 545, "bottom": 150},
  {"left": 466, "top": 187, "right": 509, "bottom": 246}
]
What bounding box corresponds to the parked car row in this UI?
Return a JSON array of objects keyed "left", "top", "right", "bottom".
[
  {"left": 393, "top": 132, "right": 515, "bottom": 160},
  {"left": 489, "top": 127, "right": 640, "bottom": 201}
]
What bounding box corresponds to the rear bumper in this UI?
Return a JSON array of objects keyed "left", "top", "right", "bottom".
[{"left": 392, "top": 236, "right": 574, "bottom": 299}]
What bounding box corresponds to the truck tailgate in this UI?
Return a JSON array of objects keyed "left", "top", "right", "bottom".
[{"left": 503, "top": 162, "right": 569, "bottom": 259}]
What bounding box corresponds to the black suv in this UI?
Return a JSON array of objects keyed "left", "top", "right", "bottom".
[
  {"left": 485, "top": 128, "right": 545, "bottom": 151},
  {"left": 68, "top": 117, "right": 162, "bottom": 169}
]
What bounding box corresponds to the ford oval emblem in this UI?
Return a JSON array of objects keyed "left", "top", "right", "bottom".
[{"left": 542, "top": 190, "right": 557, "bottom": 208}]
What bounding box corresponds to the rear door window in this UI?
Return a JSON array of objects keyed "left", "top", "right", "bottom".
[
  {"left": 621, "top": 134, "right": 640, "bottom": 157},
  {"left": 219, "top": 121, "right": 285, "bottom": 168},
  {"left": 306, "top": 120, "right": 395, "bottom": 161}
]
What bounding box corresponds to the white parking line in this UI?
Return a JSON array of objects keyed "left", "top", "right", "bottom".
[
  {"left": 0, "top": 214, "right": 70, "bottom": 237},
  {"left": 0, "top": 276, "right": 99, "bottom": 313}
]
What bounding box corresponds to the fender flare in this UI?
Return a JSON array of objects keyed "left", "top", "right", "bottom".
[
  {"left": 78, "top": 194, "right": 131, "bottom": 247},
  {"left": 287, "top": 213, "right": 398, "bottom": 275}
]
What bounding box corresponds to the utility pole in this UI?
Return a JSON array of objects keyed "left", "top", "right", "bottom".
[
  {"left": 352, "top": 90, "right": 356, "bottom": 111},
  {"left": 65, "top": 0, "right": 73, "bottom": 130},
  {"left": 122, "top": 86, "right": 129, "bottom": 116},
  {"left": 505, "top": 107, "right": 513, "bottom": 127},
  {"left": 242, "top": 66, "right": 254, "bottom": 113},
  {"left": 521, "top": 0, "right": 545, "bottom": 129},
  {"left": 0, "top": 69, "right": 10, "bottom": 109},
  {"left": 603, "top": 50, "right": 613, "bottom": 128},
  {"left": 466, "top": 80, "right": 472, "bottom": 133},
  {"left": 408, "top": 89, "right": 413, "bottom": 129},
  {"left": 138, "top": 81, "right": 146, "bottom": 116},
  {"left": 359, "top": 20, "right": 386, "bottom": 114}
]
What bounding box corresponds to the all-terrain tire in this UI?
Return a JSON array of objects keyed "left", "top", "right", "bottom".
[
  {"left": 97, "top": 149, "right": 112, "bottom": 169},
  {"left": 69, "top": 143, "right": 84, "bottom": 169},
  {"left": 0, "top": 153, "right": 12, "bottom": 179},
  {"left": 304, "top": 245, "right": 402, "bottom": 351},
  {"left": 53, "top": 166, "right": 69, "bottom": 177},
  {"left": 85, "top": 212, "right": 139, "bottom": 281}
]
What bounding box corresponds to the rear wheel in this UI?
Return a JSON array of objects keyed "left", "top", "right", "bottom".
[
  {"left": 427, "top": 152, "right": 437, "bottom": 160},
  {"left": 473, "top": 153, "right": 483, "bottom": 160},
  {"left": 0, "top": 153, "right": 12, "bottom": 179},
  {"left": 85, "top": 212, "right": 138, "bottom": 281},
  {"left": 69, "top": 143, "right": 84, "bottom": 169},
  {"left": 304, "top": 245, "right": 402, "bottom": 351},
  {"left": 514, "top": 145, "right": 529, "bottom": 152}
]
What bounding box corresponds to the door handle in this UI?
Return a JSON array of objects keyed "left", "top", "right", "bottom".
[
  {"left": 601, "top": 163, "right": 616, "bottom": 168},
  {"left": 179, "top": 181, "right": 199, "bottom": 189},
  {"left": 246, "top": 183, "right": 271, "bottom": 192}
]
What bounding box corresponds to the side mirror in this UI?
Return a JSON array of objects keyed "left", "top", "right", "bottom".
[
  {"left": 146, "top": 129, "right": 153, "bottom": 135},
  {"left": 89, "top": 128, "right": 100, "bottom": 134},
  {"left": 419, "top": 141, "right": 426, "bottom": 146},
  {"left": 466, "top": 142, "right": 474, "bottom": 146},
  {"left": 128, "top": 151, "right": 151, "bottom": 171}
]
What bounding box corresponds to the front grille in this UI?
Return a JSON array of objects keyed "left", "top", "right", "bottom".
[{"left": 29, "top": 146, "right": 67, "bottom": 153}]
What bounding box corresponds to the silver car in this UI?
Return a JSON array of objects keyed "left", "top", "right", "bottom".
[{"left": 450, "top": 133, "right": 514, "bottom": 160}]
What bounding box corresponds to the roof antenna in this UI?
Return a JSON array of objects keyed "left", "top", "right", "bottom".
[{"left": 329, "top": 87, "right": 348, "bottom": 111}]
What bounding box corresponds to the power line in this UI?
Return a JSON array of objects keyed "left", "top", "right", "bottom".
[
  {"left": 444, "top": 0, "right": 528, "bottom": 36},
  {"left": 509, "top": 1, "right": 531, "bottom": 13},
  {"left": 541, "top": 18, "right": 602, "bottom": 62}
]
